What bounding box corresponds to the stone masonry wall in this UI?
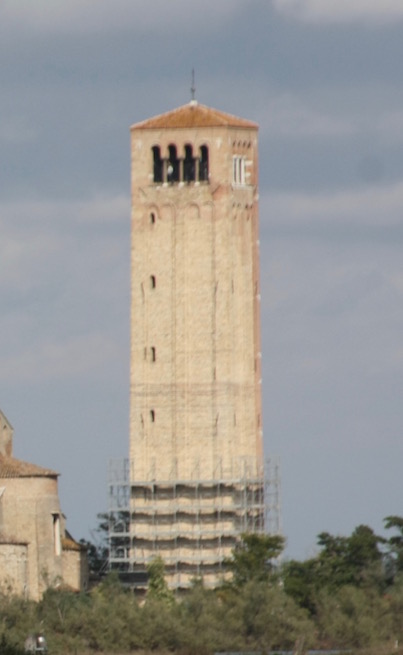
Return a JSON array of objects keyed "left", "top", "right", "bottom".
[
  {"left": 0, "top": 476, "right": 63, "bottom": 600},
  {"left": 129, "top": 122, "right": 262, "bottom": 482},
  {"left": 0, "top": 543, "right": 28, "bottom": 596}
]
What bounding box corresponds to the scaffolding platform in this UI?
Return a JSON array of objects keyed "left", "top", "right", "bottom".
[{"left": 107, "top": 456, "right": 281, "bottom": 590}]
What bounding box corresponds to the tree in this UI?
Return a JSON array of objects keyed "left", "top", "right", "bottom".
[
  {"left": 384, "top": 515, "right": 403, "bottom": 578},
  {"left": 225, "top": 533, "right": 285, "bottom": 587},
  {"left": 146, "top": 556, "right": 174, "bottom": 604},
  {"left": 79, "top": 512, "right": 109, "bottom": 577},
  {"left": 282, "top": 558, "right": 318, "bottom": 614},
  {"left": 347, "top": 524, "right": 384, "bottom": 587},
  {"left": 180, "top": 580, "right": 242, "bottom": 653},
  {"left": 315, "top": 585, "right": 392, "bottom": 648},
  {"left": 283, "top": 525, "right": 385, "bottom": 618},
  {"left": 315, "top": 525, "right": 383, "bottom": 590},
  {"left": 81, "top": 511, "right": 131, "bottom": 578}
]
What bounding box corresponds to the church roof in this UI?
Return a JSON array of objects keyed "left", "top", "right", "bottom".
[
  {"left": 0, "top": 454, "right": 58, "bottom": 479},
  {"left": 0, "top": 410, "right": 13, "bottom": 431},
  {"left": 62, "top": 534, "right": 84, "bottom": 552},
  {"left": 131, "top": 101, "right": 258, "bottom": 130}
]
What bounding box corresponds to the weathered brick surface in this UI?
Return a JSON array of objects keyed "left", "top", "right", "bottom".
[
  {"left": 129, "top": 103, "right": 263, "bottom": 587},
  {"left": 0, "top": 476, "right": 63, "bottom": 598},
  {"left": 62, "top": 547, "right": 89, "bottom": 591},
  {"left": 130, "top": 109, "right": 262, "bottom": 480},
  {"left": 0, "top": 413, "right": 88, "bottom": 599},
  {"left": 0, "top": 543, "right": 28, "bottom": 596}
]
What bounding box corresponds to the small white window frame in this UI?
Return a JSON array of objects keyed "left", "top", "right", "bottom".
[
  {"left": 233, "top": 155, "right": 246, "bottom": 185},
  {"left": 52, "top": 513, "right": 61, "bottom": 556}
]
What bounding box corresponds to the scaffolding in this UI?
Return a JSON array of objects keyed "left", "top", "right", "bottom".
[{"left": 107, "top": 456, "right": 281, "bottom": 590}]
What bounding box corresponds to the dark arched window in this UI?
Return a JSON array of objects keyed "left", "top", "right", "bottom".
[
  {"left": 167, "top": 145, "right": 179, "bottom": 183},
  {"left": 152, "top": 146, "right": 163, "bottom": 183},
  {"left": 199, "top": 145, "right": 209, "bottom": 182},
  {"left": 183, "top": 144, "right": 195, "bottom": 182}
]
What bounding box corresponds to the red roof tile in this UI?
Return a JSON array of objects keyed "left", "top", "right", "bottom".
[
  {"left": 62, "top": 536, "right": 83, "bottom": 552},
  {"left": 0, "top": 455, "right": 58, "bottom": 478},
  {"left": 131, "top": 102, "right": 258, "bottom": 130}
]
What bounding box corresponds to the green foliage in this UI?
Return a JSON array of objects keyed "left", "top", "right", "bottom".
[
  {"left": 83, "top": 511, "right": 131, "bottom": 578},
  {"left": 236, "top": 580, "right": 315, "bottom": 651},
  {"left": 79, "top": 538, "right": 107, "bottom": 575},
  {"left": 385, "top": 515, "right": 403, "bottom": 578},
  {"left": 1, "top": 518, "right": 403, "bottom": 652},
  {"left": 284, "top": 523, "right": 385, "bottom": 617},
  {"left": 141, "top": 597, "right": 184, "bottom": 650},
  {"left": 315, "top": 585, "right": 393, "bottom": 648},
  {"left": 180, "top": 580, "right": 244, "bottom": 653},
  {"left": 83, "top": 576, "right": 143, "bottom": 651},
  {"left": 316, "top": 525, "right": 384, "bottom": 590},
  {"left": 146, "top": 556, "right": 175, "bottom": 605},
  {"left": 0, "top": 593, "right": 37, "bottom": 653},
  {"left": 0, "top": 634, "right": 25, "bottom": 655},
  {"left": 180, "top": 576, "right": 315, "bottom": 653},
  {"left": 225, "top": 532, "right": 285, "bottom": 587},
  {"left": 282, "top": 557, "right": 318, "bottom": 613},
  {"left": 384, "top": 572, "right": 403, "bottom": 643}
]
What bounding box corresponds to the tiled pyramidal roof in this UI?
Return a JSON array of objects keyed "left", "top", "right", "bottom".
[
  {"left": 131, "top": 101, "right": 258, "bottom": 130},
  {"left": 0, "top": 455, "right": 58, "bottom": 478}
]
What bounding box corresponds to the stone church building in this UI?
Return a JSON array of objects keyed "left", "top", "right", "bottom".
[{"left": 0, "top": 410, "right": 88, "bottom": 600}]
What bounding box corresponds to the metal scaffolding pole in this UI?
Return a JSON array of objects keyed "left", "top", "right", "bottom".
[{"left": 107, "top": 455, "right": 281, "bottom": 590}]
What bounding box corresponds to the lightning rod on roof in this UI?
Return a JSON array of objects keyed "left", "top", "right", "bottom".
[{"left": 191, "top": 69, "right": 196, "bottom": 102}]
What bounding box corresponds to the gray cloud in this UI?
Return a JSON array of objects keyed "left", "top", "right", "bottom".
[
  {"left": 274, "top": 0, "right": 403, "bottom": 23},
  {"left": 261, "top": 226, "right": 403, "bottom": 555},
  {"left": 262, "top": 180, "right": 403, "bottom": 232},
  {"left": 1, "top": 0, "right": 247, "bottom": 36},
  {"left": 1, "top": 0, "right": 403, "bottom": 558}
]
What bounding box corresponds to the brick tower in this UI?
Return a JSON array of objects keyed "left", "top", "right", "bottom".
[{"left": 128, "top": 100, "right": 264, "bottom": 589}]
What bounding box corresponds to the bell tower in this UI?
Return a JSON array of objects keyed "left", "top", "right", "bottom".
[{"left": 128, "top": 100, "right": 264, "bottom": 588}]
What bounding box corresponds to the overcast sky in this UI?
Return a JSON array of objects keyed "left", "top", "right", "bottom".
[{"left": 1, "top": 0, "right": 403, "bottom": 560}]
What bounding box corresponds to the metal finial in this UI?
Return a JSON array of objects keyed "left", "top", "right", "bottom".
[{"left": 191, "top": 69, "right": 196, "bottom": 102}]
